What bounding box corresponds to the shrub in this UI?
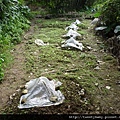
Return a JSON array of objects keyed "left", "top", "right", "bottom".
[
  {"left": 28, "top": 0, "right": 88, "bottom": 14},
  {"left": 100, "top": 0, "right": 120, "bottom": 34},
  {"left": 0, "top": 0, "right": 30, "bottom": 81}
]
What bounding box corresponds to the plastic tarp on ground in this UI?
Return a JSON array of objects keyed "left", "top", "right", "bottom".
[
  {"left": 65, "top": 23, "right": 79, "bottom": 31},
  {"left": 61, "top": 37, "right": 84, "bottom": 51},
  {"left": 35, "top": 39, "right": 46, "bottom": 46},
  {"left": 73, "top": 19, "right": 81, "bottom": 25},
  {"left": 62, "top": 29, "right": 81, "bottom": 39},
  {"left": 18, "top": 77, "right": 65, "bottom": 109},
  {"left": 65, "top": 19, "right": 82, "bottom": 31}
]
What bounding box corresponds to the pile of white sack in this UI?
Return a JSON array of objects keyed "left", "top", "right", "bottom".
[
  {"left": 18, "top": 76, "right": 65, "bottom": 109},
  {"left": 61, "top": 19, "right": 84, "bottom": 51}
]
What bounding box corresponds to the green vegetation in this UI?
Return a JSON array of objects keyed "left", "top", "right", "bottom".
[
  {"left": 100, "top": 0, "right": 120, "bottom": 33},
  {"left": 28, "top": 0, "right": 86, "bottom": 13},
  {"left": 25, "top": 19, "right": 98, "bottom": 94},
  {"left": 0, "top": 0, "right": 30, "bottom": 81},
  {"left": 93, "top": 0, "right": 120, "bottom": 35},
  {"left": 0, "top": 0, "right": 119, "bottom": 83},
  {"left": 94, "top": 0, "right": 120, "bottom": 63},
  {"left": 1, "top": 13, "right": 120, "bottom": 114},
  {"left": 0, "top": 0, "right": 120, "bottom": 114}
]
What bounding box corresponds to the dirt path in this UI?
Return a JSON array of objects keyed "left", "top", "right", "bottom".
[
  {"left": 0, "top": 42, "right": 26, "bottom": 110},
  {"left": 0, "top": 17, "right": 120, "bottom": 114}
]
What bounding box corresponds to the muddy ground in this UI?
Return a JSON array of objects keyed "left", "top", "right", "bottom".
[{"left": 0, "top": 13, "right": 120, "bottom": 116}]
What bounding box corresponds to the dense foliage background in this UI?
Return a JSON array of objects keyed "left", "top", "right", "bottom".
[
  {"left": 100, "top": 0, "right": 120, "bottom": 61},
  {"left": 0, "top": 0, "right": 119, "bottom": 81},
  {"left": 100, "top": 0, "right": 120, "bottom": 34},
  {"left": 27, "top": 0, "right": 97, "bottom": 13},
  {"left": 0, "top": 0, "right": 30, "bottom": 81}
]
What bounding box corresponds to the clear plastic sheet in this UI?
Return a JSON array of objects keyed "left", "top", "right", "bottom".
[
  {"left": 61, "top": 37, "right": 84, "bottom": 51},
  {"left": 62, "top": 29, "right": 81, "bottom": 39},
  {"left": 65, "top": 23, "right": 79, "bottom": 31},
  {"left": 18, "top": 77, "right": 65, "bottom": 109}
]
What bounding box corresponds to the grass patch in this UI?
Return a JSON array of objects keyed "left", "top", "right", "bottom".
[
  {"left": 21, "top": 18, "right": 120, "bottom": 114},
  {"left": 2, "top": 13, "right": 120, "bottom": 114},
  {"left": 25, "top": 19, "right": 99, "bottom": 94}
]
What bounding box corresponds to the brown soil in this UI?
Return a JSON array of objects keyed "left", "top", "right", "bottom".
[{"left": 0, "top": 16, "right": 120, "bottom": 116}]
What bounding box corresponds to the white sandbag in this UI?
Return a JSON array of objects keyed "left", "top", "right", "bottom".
[
  {"left": 61, "top": 37, "right": 84, "bottom": 51},
  {"left": 18, "top": 77, "right": 65, "bottom": 109},
  {"left": 35, "top": 39, "right": 46, "bottom": 46},
  {"left": 62, "top": 29, "right": 81, "bottom": 39},
  {"left": 73, "top": 19, "right": 81, "bottom": 25},
  {"left": 65, "top": 23, "right": 79, "bottom": 31}
]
